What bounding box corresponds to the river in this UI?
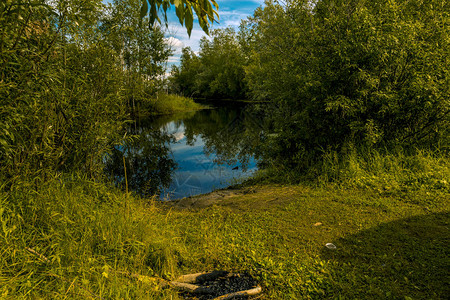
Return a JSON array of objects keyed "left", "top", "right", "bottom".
[{"left": 104, "top": 103, "right": 263, "bottom": 199}]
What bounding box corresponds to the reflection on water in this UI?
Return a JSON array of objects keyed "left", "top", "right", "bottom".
[
  {"left": 104, "top": 127, "right": 177, "bottom": 197},
  {"left": 104, "top": 105, "right": 263, "bottom": 199}
]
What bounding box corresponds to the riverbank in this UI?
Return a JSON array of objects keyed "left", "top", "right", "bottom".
[{"left": 2, "top": 175, "right": 448, "bottom": 299}]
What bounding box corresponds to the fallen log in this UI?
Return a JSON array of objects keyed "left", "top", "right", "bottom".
[
  {"left": 169, "top": 281, "right": 211, "bottom": 294},
  {"left": 212, "top": 286, "right": 262, "bottom": 300},
  {"left": 115, "top": 269, "right": 263, "bottom": 298},
  {"left": 175, "top": 270, "right": 228, "bottom": 284},
  {"left": 171, "top": 271, "right": 262, "bottom": 298}
]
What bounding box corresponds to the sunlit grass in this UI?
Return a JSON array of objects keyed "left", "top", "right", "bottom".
[
  {"left": 317, "top": 148, "right": 450, "bottom": 193},
  {"left": 1, "top": 163, "right": 448, "bottom": 299},
  {"left": 137, "top": 94, "right": 208, "bottom": 116}
]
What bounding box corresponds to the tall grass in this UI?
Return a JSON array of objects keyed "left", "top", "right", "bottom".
[
  {"left": 137, "top": 94, "right": 207, "bottom": 116},
  {"left": 1, "top": 165, "right": 448, "bottom": 298},
  {"left": 255, "top": 147, "right": 449, "bottom": 195},
  {"left": 317, "top": 147, "right": 449, "bottom": 193},
  {"left": 0, "top": 175, "right": 181, "bottom": 299}
]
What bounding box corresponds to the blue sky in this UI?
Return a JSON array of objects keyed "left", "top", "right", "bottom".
[{"left": 165, "top": 0, "right": 265, "bottom": 66}]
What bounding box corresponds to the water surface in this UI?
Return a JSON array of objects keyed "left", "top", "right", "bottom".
[{"left": 105, "top": 105, "right": 262, "bottom": 199}]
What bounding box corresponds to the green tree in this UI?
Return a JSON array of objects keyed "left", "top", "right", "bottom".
[
  {"left": 243, "top": 0, "right": 449, "bottom": 172},
  {"left": 170, "top": 28, "right": 248, "bottom": 100},
  {"left": 197, "top": 28, "right": 247, "bottom": 99},
  {"left": 102, "top": 0, "right": 173, "bottom": 114},
  {"left": 1, "top": 0, "right": 217, "bottom": 182},
  {"left": 169, "top": 47, "right": 202, "bottom": 97},
  {"left": 0, "top": 0, "right": 126, "bottom": 180}
]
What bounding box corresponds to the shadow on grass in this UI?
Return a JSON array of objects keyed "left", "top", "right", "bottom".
[{"left": 320, "top": 212, "right": 449, "bottom": 299}]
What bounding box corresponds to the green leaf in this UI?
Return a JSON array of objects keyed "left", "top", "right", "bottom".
[
  {"left": 211, "top": 0, "right": 219, "bottom": 10},
  {"left": 185, "top": 6, "right": 193, "bottom": 36},
  {"left": 149, "top": 2, "right": 160, "bottom": 25},
  {"left": 140, "top": 0, "right": 148, "bottom": 19},
  {"left": 175, "top": 3, "right": 184, "bottom": 25}
]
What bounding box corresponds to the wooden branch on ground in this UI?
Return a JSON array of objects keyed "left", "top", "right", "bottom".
[
  {"left": 169, "top": 281, "right": 211, "bottom": 294},
  {"left": 212, "top": 286, "right": 262, "bottom": 300},
  {"left": 174, "top": 270, "right": 228, "bottom": 283},
  {"left": 169, "top": 271, "right": 263, "bottom": 298}
]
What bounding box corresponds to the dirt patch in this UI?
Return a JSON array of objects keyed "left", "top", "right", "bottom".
[
  {"left": 170, "top": 187, "right": 258, "bottom": 209},
  {"left": 167, "top": 184, "right": 308, "bottom": 212}
]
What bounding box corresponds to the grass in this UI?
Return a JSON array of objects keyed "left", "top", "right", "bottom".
[
  {"left": 0, "top": 176, "right": 176, "bottom": 299},
  {"left": 168, "top": 184, "right": 449, "bottom": 299},
  {"left": 1, "top": 151, "right": 449, "bottom": 299},
  {"left": 1, "top": 172, "right": 449, "bottom": 299},
  {"left": 258, "top": 147, "right": 449, "bottom": 193},
  {"left": 317, "top": 148, "right": 450, "bottom": 192},
  {"left": 137, "top": 93, "right": 208, "bottom": 117}
]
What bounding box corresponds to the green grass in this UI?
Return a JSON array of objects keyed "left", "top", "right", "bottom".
[
  {"left": 1, "top": 151, "right": 449, "bottom": 299},
  {"left": 0, "top": 176, "right": 173, "bottom": 299},
  {"left": 137, "top": 94, "right": 208, "bottom": 116},
  {"left": 167, "top": 184, "right": 449, "bottom": 299},
  {"left": 259, "top": 148, "right": 449, "bottom": 194},
  {"left": 317, "top": 148, "right": 450, "bottom": 193}
]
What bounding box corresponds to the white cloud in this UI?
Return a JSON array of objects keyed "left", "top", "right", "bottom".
[
  {"left": 167, "top": 25, "right": 207, "bottom": 53},
  {"left": 165, "top": 36, "right": 184, "bottom": 50},
  {"left": 224, "top": 20, "right": 242, "bottom": 27},
  {"left": 217, "top": 10, "right": 248, "bottom": 27}
]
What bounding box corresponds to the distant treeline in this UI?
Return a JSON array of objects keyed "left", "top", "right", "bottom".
[
  {"left": 170, "top": 0, "right": 449, "bottom": 173},
  {"left": 170, "top": 28, "right": 247, "bottom": 100}
]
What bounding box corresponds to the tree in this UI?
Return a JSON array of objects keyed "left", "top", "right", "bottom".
[
  {"left": 169, "top": 47, "right": 202, "bottom": 97},
  {"left": 0, "top": 0, "right": 127, "bottom": 180},
  {"left": 170, "top": 28, "right": 248, "bottom": 100},
  {"left": 243, "top": 0, "right": 449, "bottom": 171},
  {"left": 1, "top": 0, "right": 217, "bottom": 181},
  {"left": 102, "top": 0, "right": 173, "bottom": 114},
  {"left": 198, "top": 28, "right": 247, "bottom": 99}
]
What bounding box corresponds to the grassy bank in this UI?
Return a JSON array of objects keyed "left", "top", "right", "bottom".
[
  {"left": 1, "top": 152, "right": 449, "bottom": 299},
  {"left": 258, "top": 148, "right": 450, "bottom": 192},
  {"left": 136, "top": 94, "right": 207, "bottom": 117}
]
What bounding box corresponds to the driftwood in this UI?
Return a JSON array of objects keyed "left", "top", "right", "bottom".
[
  {"left": 169, "top": 271, "right": 262, "bottom": 298},
  {"left": 174, "top": 270, "right": 228, "bottom": 284},
  {"left": 169, "top": 281, "right": 211, "bottom": 294},
  {"left": 23, "top": 246, "right": 262, "bottom": 298},
  {"left": 112, "top": 269, "right": 263, "bottom": 298},
  {"left": 212, "top": 286, "right": 262, "bottom": 300}
]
